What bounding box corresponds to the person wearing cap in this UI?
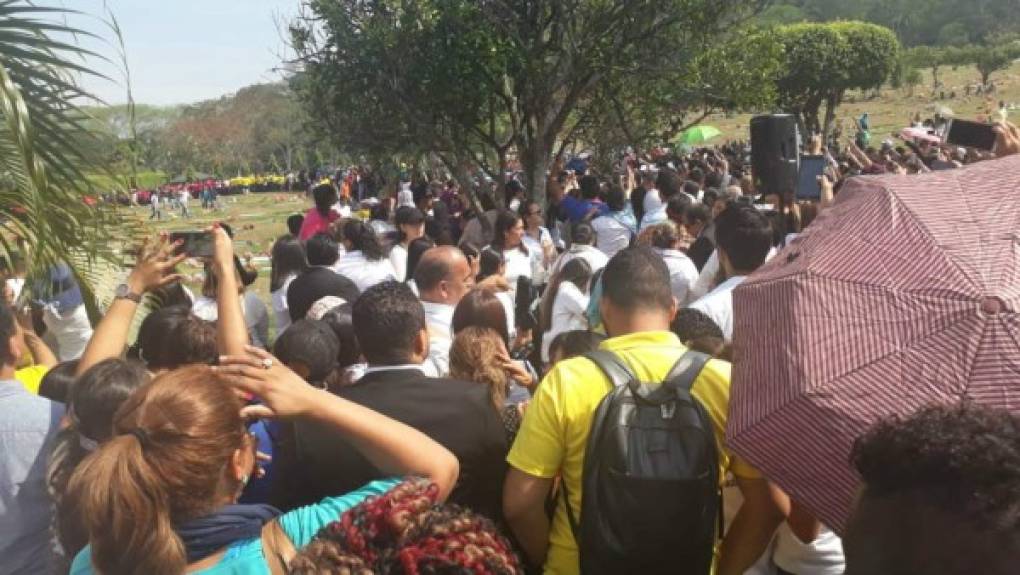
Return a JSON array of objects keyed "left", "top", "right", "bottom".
[{"left": 32, "top": 263, "right": 93, "bottom": 361}]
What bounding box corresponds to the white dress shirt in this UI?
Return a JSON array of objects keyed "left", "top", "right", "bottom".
[
  {"left": 271, "top": 274, "right": 297, "bottom": 337},
  {"left": 591, "top": 214, "right": 632, "bottom": 258},
  {"left": 688, "top": 275, "right": 746, "bottom": 342},
  {"left": 333, "top": 250, "right": 397, "bottom": 292},
  {"left": 421, "top": 300, "right": 455, "bottom": 377},
  {"left": 657, "top": 248, "right": 700, "bottom": 306},
  {"left": 390, "top": 243, "right": 409, "bottom": 282},
  {"left": 642, "top": 187, "right": 662, "bottom": 216},
  {"left": 548, "top": 244, "right": 609, "bottom": 278}
]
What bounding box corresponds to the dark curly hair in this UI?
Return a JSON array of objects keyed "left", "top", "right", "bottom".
[
  {"left": 851, "top": 403, "right": 1020, "bottom": 531},
  {"left": 288, "top": 478, "right": 522, "bottom": 574}
]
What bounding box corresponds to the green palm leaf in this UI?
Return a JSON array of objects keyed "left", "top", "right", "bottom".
[{"left": 0, "top": 2, "right": 138, "bottom": 317}]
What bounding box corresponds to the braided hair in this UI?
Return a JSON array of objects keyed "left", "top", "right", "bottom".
[{"left": 288, "top": 479, "right": 522, "bottom": 574}]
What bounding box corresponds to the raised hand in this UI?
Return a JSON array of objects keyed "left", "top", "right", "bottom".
[
  {"left": 215, "top": 345, "right": 320, "bottom": 420},
  {"left": 127, "top": 234, "right": 186, "bottom": 294}
]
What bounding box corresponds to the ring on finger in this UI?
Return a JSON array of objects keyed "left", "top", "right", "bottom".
[{"left": 261, "top": 358, "right": 274, "bottom": 370}]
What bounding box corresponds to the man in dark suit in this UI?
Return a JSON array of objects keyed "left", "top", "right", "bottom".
[
  {"left": 286, "top": 233, "right": 360, "bottom": 320},
  {"left": 682, "top": 203, "right": 715, "bottom": 272},
  {"left": 284, "top": 281, "right": 508, "bottom": 520}
]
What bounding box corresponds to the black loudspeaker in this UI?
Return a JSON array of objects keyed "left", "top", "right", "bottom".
[{"left": 750, "top": 114, "right": 800, "bottom": 196}]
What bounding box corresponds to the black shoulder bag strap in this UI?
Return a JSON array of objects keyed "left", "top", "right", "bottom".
[
  {"left": 662, "top": 349, "right": 726, "bottom": 538},
  {"left": 561, "top": 350, "right": 637, "bottom": 543},
  {"left": 662, "top": 350, "right": 711, "bottom": 394}
]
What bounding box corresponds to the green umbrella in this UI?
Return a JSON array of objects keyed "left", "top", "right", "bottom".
[{"left": 680, "top": 125, "right": 722, "bottom": 145}]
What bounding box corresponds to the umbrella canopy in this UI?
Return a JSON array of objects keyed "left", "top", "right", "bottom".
[
  {"left": 679, "top": 125, "right": 722, "bottom": 145},
  {"left": 726, "top": 156, "right": 1020, "bottom": 534},
  {"left": 169, "top": 175, "right": 188, "bottom": 184}
]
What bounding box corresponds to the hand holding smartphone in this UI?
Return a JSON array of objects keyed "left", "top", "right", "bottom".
[{"left": 169, "top": 231, "right": 214, "bottom": 258}]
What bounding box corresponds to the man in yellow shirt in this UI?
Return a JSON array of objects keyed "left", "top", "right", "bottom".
[{"left": 504, "top": 246, "right": 786, "bottom": 575}]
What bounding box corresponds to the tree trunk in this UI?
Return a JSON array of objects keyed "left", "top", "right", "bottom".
[
  {"left": 822, "top": 93, "right": 840, "bottom": 143},
  {"left": 520, "top": 137, "right": 553, "bottom": 207}
]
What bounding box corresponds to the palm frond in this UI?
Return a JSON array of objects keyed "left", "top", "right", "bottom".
[{"left": 0, "top": 1, "right": 139, "bottom": 316}]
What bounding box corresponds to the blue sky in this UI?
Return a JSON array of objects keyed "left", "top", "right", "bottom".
[{"left": 45, "top": 0, "right": 299, "bottom": 106}]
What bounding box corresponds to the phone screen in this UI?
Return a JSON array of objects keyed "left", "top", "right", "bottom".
[
  {"left": 945, "top": 119, "right": 997, "bottom": 152},
  {"left": 169, "top": 231, "right": 214, "bottom": 258},
  {"left": 796, "top": 155, "right": 826, "bottom": 200}
]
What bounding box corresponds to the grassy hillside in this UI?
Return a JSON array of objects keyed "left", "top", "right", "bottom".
[{"left": 708, "top": 60, "right": 1020, "bottom": 142}]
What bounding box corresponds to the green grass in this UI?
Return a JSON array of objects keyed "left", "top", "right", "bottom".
[
  {"left": 124, "top": 191, "right": 310, "bottom": 338},
  {"left": 89, "top": 170, "right": 169, "bottom": 191},
  {"left": 707, "top": 61, "right": 1020, "bottom": 142}
]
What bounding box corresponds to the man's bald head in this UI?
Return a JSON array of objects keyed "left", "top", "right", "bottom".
[{"left": 414, "top": 246, "right": 474, "bottom": 306}]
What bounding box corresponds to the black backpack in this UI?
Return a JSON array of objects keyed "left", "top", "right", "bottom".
[{"left": 564, "top": 349, "right": 721, "bottom": 575}]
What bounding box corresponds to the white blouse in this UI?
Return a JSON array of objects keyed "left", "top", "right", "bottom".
[{"left": 542, "top": 281, "right": 589, "bottom": 363}]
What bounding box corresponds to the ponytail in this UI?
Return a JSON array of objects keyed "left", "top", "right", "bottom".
[
  {"left": 62, "top": 366, "right": 246, "bottom": 573},
  {"left": 67, "top": 434, "right": 186, "bottom": 575}
]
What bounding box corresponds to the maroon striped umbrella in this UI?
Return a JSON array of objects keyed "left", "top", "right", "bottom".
[{"left": 726, "top": 156, "right": 1020, "bottom": 534}]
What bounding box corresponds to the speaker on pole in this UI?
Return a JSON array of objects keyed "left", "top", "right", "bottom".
[{"left": 750, "top": 114, "right": 800, "bottom": 197}]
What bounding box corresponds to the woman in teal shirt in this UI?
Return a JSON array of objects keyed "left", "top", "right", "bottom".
[{"left": 66, "top": 348, "right": 459, "bottom": 575}]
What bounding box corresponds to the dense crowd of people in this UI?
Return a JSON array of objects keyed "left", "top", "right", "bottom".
[{"left": 1, "top": 120, "right": 1019, "bottom": 575}]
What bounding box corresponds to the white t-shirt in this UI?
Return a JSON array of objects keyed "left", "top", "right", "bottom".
[
  {"left": 333, "top": 250, "right": 397, "bottom": 292},
  {"left": 657, "top": 248, "right": 700, "bottom": 306},
  {"left": 591, "top": 214, "right": 632, "bottom": 258},
  {"left": 541, "top": 282, "right": 589, "bottom": 363},
  {"left": 271, "top": 274, "right": 297, "bottom": 337},
  {"left": 390, "top": 243, "right": 409, "bottom": 282},
  {"left": 41, "top": 304, "right": 92, "bottom": 361},
  {"left": 179, "top": 190, "right": 189, "bottom": 205},
  {"left": 641, "top": 187, "right": 662, "bottom": 216},
  {"left": 772, "top": 523, "right": 845, "bottom": 575},
  {"left": 687, "top": 275, "right": 745, "bottom": 342}
]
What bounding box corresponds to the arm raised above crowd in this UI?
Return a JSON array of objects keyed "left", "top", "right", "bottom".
[
  {"left": 217, "top": 346, "right": 460, "bottom": 500},
  {"left": 211, "top": 225, "right": 248, "bottom": 357},
  {"left": 76, "top": 235, "right": 184, "bottom": 376}
]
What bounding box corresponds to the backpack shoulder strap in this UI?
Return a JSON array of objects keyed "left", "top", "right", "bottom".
[
  {"left": 662, "top": 350, "right": 712, "bottom": 394},
  {"left": 583, "top": 350, "right": 637, "bottom": 388}
]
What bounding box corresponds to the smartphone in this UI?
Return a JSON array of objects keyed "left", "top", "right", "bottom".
[
  {"left": 169, "top": 231, "right": 214, "bottom": 258},
  {"left": 945, "top": 119, "right": 997, "bottom": 152},
  {"left": 796, "top": 155, "right": 826, "bottom": 200}
]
